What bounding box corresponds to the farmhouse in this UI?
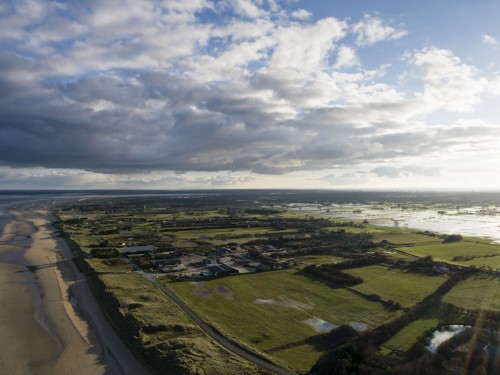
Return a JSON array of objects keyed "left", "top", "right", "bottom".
[
  {"left": 234, "top": 258, "right": 251, "bottom": 266},
  {"left": 151, "top": 258, "right": 181, "bottom": 267},
  {"left": 207, "top": 263, "right": 239, "bottom": 277}
]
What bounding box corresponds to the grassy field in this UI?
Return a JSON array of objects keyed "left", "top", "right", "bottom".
[
  {"left": 57, "top": 198, "right": 500, "bottom": 373},
  {"left": 299, "top": 255, "right": 345, "bottom": 266},
  {"left": 271, "top": 341, "right": 333, "bottom": 373},
  {"left": 344, "top": 265, "right": 447, "bottom": 308},
  {"left": 369, "top": 228, "right": 441, "bottom": 245},
  {"left": 381, "top": 314, "right": 440, "bottom": 354},
  {"left": 84, "top": 258, "right": 260, "bottom": 374},
  {"left": 321, "top": 225, "right": 442, "bottom": 246},
  {"left": 166, "top": 269, "right": 401, "bottom": 372},
  {"left": 379, "top": 250, "right": 418, "bottom": 261},
  {"left": 397, "top": 241, "right": 500, "bottom": 265},
  {"left": 170, "top": 227, "right": 297, "bottom": 240},
  {"left": 442, "top": 273, "right": 500, "bottom": 311},
  {"left": 449, "top": 255, "right": 500, "bottom": 269},
  {"left": 381, "top": 307, "right": 468, "bottom": 354},
  {"left": 71, "top": 230, "right": 99, "bottom": 250}
]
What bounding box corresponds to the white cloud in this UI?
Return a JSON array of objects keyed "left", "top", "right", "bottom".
[
  {"left": 188, "top": 36, "right": 275, "bottom": 82},
  {"left": 269, "top": 17, "right": 347, "bottom": 74},
  {"left": 352, "top": 15, "right": 407, "bottom": 46},
  {"left": 412, "top": 47, "right": 488, "bottom": 112},
  {"left": 320, "top": 172, "right": 369, "bottom": 185},
  {"left": 291, "top": 8, "right": 312, "bottom": 20},
  {"left": 212, "top": 19, "right": 274, "bottom": 41},
  {"left": 488, "top": 76, "right": 500, "bottom": 96},
  {"left": 221, "top": 0, "right": 265, "bottom": 19},
  {"left": 189, "top": 173, "right": 254, "bottom": 186},
  {"left": 483, "top": 34, "right": 497, "bottom": 45},
  {"left": 334, "top": 45, "right": 358, "bottom": 68},
  {"left": 371, "top": 166, "right": 439, "bottom": 178},
  {"left": 2, "top": 0, "right": 500, "bottom": 187},
  {"left": 0, "top": 166, "right": 258, "bottom": 189}
]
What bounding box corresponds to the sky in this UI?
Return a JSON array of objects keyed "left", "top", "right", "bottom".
[{"left": 1, "top": 0, "right": 500, "bottom": 190}]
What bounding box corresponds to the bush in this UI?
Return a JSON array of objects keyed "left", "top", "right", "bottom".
[
  {"left": 90, "top": 247, "right": 119, "bottom": 258},
  {"left": 303, "top": 264, "right": 363, "bottom": 286},
  {"left": 442, "top": 234, "right": 463, "bottom": 243},
  {"left": 406, "top": 342, "right": 428, "bottom": 360}
]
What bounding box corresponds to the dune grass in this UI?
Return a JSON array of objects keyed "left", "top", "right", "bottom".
[{"left": 89, "top": 262, "right": 260, "bottom": 374}]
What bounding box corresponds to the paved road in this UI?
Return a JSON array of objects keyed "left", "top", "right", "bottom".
[{"left": 122, "top": 257, "right": 294, "bottom": 375}]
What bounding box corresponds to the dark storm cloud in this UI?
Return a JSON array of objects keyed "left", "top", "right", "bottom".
[
  {"left": 0, "top": 63, "right": 496, "bottom": 174},
  {"left": 0, "top": 0, "right": 498, "bottom": 178}
]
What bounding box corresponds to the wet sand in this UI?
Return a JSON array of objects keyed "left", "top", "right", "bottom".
[
  {"left": 0, "top": 263, "right": 61, "bottom": 374},
  {"left": 0, "top": 203, "right": 151, "bottom": 375}
]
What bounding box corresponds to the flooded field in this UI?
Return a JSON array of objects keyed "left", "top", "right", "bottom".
[{"left": 291, "top": 203, "right": 500, "bottom": 243}]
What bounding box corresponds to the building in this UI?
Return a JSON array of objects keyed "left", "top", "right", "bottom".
[
  {"left": 207, "top": 263, "right": 239, "bottom": 277},
  {"left": 122, "top": 245, "right": 158, "bottom": 254}
]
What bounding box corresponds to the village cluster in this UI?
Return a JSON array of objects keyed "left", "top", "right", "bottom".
[{"left": 121, "top": 243, "right": 297, "bottom": 280}]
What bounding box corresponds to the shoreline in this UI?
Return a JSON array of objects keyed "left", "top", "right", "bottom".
[
  {"left": 0, "top": 202, "right": 151, "bottom": 375},
  {"left": 52, "top": 215, "right": 152, "bottom": 375},
  {"left": 3, "top": 194, "right": 495, "bottom": 374}
]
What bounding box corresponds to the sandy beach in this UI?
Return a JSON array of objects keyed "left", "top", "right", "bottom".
[{"left": 0, "top": 201, "right": 151, "bottom": 375}]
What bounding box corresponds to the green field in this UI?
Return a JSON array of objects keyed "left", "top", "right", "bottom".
[
  {"left": 397, "top": 241, "right": 500, "bottom": 266},
  {"left": 451, "top": 255, "right": 500, "bottom": 269},
  {"left": 57, "top": 195, "right": 500, "bottom": 373},
  {"left": 170, "top": 227, "right": 297, "bottom": 239},
  {"left": 381, "top": 307, "right": 467, "bottom": 353},
  {"left": 443, "top": 273, "right": 500, "bottom": 311},
  {"left": 166, "top": 269, "right": 401, "bottom": 372},
  {"left": 369, "top": 228, "right": 441, "bottom": 245},
  {"left": 80, "top": 259, "right": 258, "bottom": 374},
  {"left": 344, "top": 265, "right": 447, "bottom": 308},
  {"left": 299, "top": 255, "right": 345, "bottom": 266}
]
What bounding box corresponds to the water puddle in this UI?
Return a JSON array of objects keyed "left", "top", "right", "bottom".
[
  {"left": 426, "top": 325, "right": 467, "bottom": 353},
  {"left": 253, "top": 297, "right": 314, "bottom": 309},
  {"left": 216, "top": 284, "right": 234, "bottom": 300},
  {"left": 253, "top": 298, "right": 275, "bottom": 304},
  {"left": 350, "top": 322, "right": 368, "bottom": 331},
  {"left": 305, "top": 317, "right": 338, "bottom": 333}
]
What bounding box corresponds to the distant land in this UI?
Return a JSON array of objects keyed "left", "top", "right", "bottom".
[
  {"left": 2, "top": 190, "right": 500, "bottom": 374},
  {"left": 4, "top": 188, "right": 500, "bottom": 201}
]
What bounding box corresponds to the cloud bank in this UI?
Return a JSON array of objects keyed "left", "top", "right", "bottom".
[{"left": 1, "top": 0, "right": 499, "bottom": 187}]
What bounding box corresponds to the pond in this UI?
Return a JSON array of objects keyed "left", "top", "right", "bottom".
[{"left": 426, "top": 325, "right": 468, "bottom": 353}]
